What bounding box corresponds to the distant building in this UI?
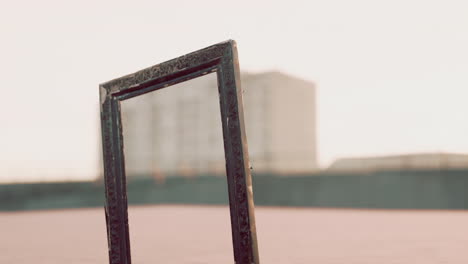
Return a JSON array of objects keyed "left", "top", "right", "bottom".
[
  {"left": 118, "top": 71, "right": 317, "bottom": 178},
  {"left": 327, "top": 153, "right": 468, "bottom": 173}
]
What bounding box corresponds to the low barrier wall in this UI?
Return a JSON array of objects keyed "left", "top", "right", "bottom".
[{"left": 1, "top": 169, "right": 467, "bottom": 211}]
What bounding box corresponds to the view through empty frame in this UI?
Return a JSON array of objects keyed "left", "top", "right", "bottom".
[
  {"left": 121, "top": 73, "right": 233, "bottom": 263},
  {"left": 99, "top": 40, "right": 260, "bottom": 264}
]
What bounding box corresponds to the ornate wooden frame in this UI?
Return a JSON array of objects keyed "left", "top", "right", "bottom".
[{"left": 99, "top": 40, "right": 260, "bottom": 264}]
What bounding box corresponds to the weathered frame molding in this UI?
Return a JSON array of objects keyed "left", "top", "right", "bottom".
[{"left": 99, "top": 40, "right": 260, "bottom": 264}]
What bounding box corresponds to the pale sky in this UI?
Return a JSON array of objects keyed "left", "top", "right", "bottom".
[{"left": 1, "top": 0, "right": 467, "bottom": 182}]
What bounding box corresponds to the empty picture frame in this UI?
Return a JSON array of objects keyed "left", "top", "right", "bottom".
[{"left": 99, "top": 40, "right": 260, "bottom": 264}]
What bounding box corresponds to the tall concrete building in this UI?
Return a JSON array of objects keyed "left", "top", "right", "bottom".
[{"left": 119, "top": 71, "right": 317, "bottom": 178}]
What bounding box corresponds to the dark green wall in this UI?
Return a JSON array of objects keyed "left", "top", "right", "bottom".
[
  {"left": 253, "top": 170, "right": 468, "bottom": 209},
  {"left": 1, "top": 169, "right": 467, "bottom": 211}
]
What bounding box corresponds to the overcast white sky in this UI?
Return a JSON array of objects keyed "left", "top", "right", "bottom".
[{"left": 1, "top": 0, "right": 467, "bottom": 182}]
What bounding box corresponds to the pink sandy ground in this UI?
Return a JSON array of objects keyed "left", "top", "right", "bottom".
[{"left": 1, "top": 205, "right": 467, "bottom": 264}]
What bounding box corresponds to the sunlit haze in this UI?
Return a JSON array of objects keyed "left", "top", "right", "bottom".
[{"left": 1, "top": 0, "right": 467, "bottom": 182}]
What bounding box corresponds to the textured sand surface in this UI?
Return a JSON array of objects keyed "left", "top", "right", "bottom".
[{"left": 1, "top": 205, "right": 467, "bottom": 263}]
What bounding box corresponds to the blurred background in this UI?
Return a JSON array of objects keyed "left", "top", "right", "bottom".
[{"left": 1, "top": 0, "right": 468, "bottom": 263}]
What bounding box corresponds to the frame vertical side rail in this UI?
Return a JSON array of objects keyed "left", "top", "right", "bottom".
[
  {"left": 218, "top": 42, "right": 260, "bottom": 264},
  {"left": 101, "top": 95, "right": 132, "bottom": 264}
]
